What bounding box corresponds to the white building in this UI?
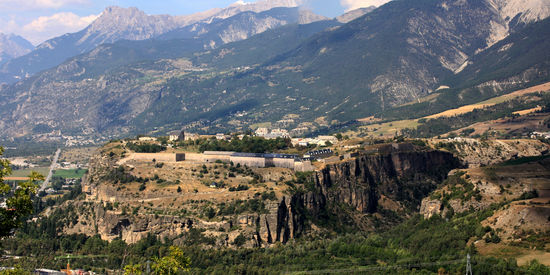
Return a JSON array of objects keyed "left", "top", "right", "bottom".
[
  {"left": 318, "top": 135, "right": 338, "bottom": 143},
  {"left": 216, "top": 133, "right": 230, "bottom": 140},
  {"left": 255, "top": 128, "right": 269, "bottom": 136}
]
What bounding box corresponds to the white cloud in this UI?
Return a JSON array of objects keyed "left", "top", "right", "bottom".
[
  {"left": 13, "top": 12, "right": 98, "bottom": 44},
  {"left": 340, "top": 0, "right": 392, "bottom": 11},
  {"left": 0, "top": 0, "right": 89, "bottom": 11}
]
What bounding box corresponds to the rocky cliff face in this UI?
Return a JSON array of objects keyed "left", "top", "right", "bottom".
[
  {"left": 248, "top": 149, "right": 461, "bottom": 244},
  {"left": 73, "top": 148, "right": 460, "bottom": 246}
]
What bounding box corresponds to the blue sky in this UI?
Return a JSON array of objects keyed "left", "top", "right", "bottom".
[{"left": 0, "top": 0, "right": 390, "bottom": 45}]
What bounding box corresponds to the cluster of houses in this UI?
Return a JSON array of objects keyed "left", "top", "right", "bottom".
[
  {"left": 291, "top": 135, "right": 338, "bottom": 147},
  {"left": 44, "top": 177, "right": 80, "bottom": 195},
  {"left": 254, "top": 128, "right": 290, "bottom": 139},
  {"left": 166, "top": 131, "right": 200, "bottom": 142}
]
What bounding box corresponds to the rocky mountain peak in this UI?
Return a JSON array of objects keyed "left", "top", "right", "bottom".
[
  {"left": 83, "top": 6, "right": 179, "bottom": 42},
  {"left": 0, "top": 33, "right": 34, "bottom": 65},
  {"left": 205, "top": 0, "right": 304, "bottom": 21},
  {"left": 483, "top": 0, "right": 550, "bottom": 48},
  {"left": 490, "top": 0, "right": 550, "bottom": 23}
]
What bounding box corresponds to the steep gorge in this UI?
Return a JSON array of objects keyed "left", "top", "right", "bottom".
[{"left": 268, "top": 149, "right": 461, "bottom": 242}]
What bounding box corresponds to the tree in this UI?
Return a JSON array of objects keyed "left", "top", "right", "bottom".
[
  {"left": 152, "top": 246, "right": 190, "bottom": 274},
  {"left": 0, "top": 146, "right": 44, "bottom": 238},
  {"left": 123, "top": 263, "right": 142, "bottom": 275}
]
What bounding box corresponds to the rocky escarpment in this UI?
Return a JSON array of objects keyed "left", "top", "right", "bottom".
[
  {"left": 429, "top": 138, "right": 550, "bottom": 167},
  {"left": 71, "top": 147, "right": 460, "bottom": 246},
  {"left": 252, "top": 149, "right": 462, "bottom": 244}
]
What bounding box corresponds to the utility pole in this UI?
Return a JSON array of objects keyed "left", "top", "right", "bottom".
[{"left": 466, "top": 254, "right": 473, "bottom": 275}]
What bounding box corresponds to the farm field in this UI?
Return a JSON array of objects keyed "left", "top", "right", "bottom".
[
  {"left": 426, "top": 82, "right": 550, "bottom": 119},
  {"left": 353, "top": 82, "right": 550, "bottom": 138},
  {"left": 10, "top": 167, "right": 50, "bottom": 177},
  {"left": 52, "top": 168, "right": 88, "bottom": 179},
  {"left": 446, "top": 112, "right": 550, "bottom": 137}
]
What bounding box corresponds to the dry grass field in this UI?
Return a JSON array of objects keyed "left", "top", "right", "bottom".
[
  {"left": 476, "top": 243, "right": 550, "bottom": 266},
  {"left": 447, "top": 112, "right": 550, "bottom": 137},
  {"left": 427, "top": 82, "right": 550, "bottom": 119},
  {"left": 353, "top": 119, "right": 420, "bottom": 138},
  {"left": 97, "top": 153, "right": 295, "bottom": 218},
  {"left": 60, "top": 146, "right": 99, "bottom": 165},
  {"left": 351, "top": 82, "right": 550, "bottom": 138}
]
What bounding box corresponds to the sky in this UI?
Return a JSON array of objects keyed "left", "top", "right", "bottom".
[{"left": 0, "top": 0, "right": 392, "bottom": 45}]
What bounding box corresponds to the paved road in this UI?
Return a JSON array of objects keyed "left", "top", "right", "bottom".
[{"left": 41, "top": 148, "right": 61, "bottom": 192}]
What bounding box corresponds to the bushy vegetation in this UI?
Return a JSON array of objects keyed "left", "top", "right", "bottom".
[
  {"left": 196, "top": 136, "right": 292, "bottom": 153},
  {"left": 431, "top": 172, "right": 482, "bottom": 213},
  {"left": 216, "top": 199, "right": 267, "bottom": 216},
  {"left": 101, "top": 166, "right": 139, "bottom": 184},
  {"left": 126, "top": 142, "right": 166, "bottom": 153}
]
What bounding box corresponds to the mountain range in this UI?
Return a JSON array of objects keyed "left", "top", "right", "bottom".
[
  {"left": 0, "top": 0, "right": 549, "bottom": 140},
  {"left": 0, "top": 0, "right": 307, "bottom": 84}
]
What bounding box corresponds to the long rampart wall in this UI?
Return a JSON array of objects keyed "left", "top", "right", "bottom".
[
  {"left": 231, "top": 156, "right": 266, "bottom": 168},
  {"left": 130, "top": 152, "right": 314, "bottom": 171},
  {"left": 132, "top": 153, "right": 176, "bottom": 162},
  {"left": 273, "top": 158, "right": 295, "bottom": 169}
]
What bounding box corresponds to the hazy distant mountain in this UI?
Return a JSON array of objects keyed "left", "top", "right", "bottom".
[
  {"left": 0, "top": 0, "right": 308, "bottom": 84},
  {"left": 159, "top": 7, "right": 327, "bottom": 46},
  {"left": 0, "top": 34, "right": 33, "bottom": 66}
]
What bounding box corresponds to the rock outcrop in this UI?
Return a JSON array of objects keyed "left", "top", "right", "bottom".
[
  {"left": 254, "top": 149, "right": 461, "bottom": 243},
  {"left": 73, "top": 147, "right": 460, "bottom": 246}
]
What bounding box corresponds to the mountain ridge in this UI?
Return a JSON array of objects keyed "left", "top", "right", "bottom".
[
  {"left": 0, "top": 0, "right": 310, "bottom": 84},
  {"left": 1, "top": 0, "right": 549, "bottom": 140}
]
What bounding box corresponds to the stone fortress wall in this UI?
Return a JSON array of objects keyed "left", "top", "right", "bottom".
[{"left": 130, "top": 151, "right": 313, "bottom": 171}]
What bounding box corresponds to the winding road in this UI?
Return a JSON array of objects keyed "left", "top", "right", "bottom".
[{"left": 40, "top": 148, "right": 61, "bottom": 192}]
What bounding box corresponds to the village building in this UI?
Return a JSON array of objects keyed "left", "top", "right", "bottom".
[
  {"left": 531, "top": 131, "right": 550, "bottom": 139},
  {"left": 291, "top": 138, "right": 313, "bottom": 147},
  {"left": 216, "top": 133, "right": 230, "bottom": 140},
  {"left": 317, "top": 135, "right": 338, "bottom": 143},
  {"left": 255, "top": 128, "right": 269, "bottom": 137},
  {"left": 184, "top": 133, "right": 200, "bottom": 141}
]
